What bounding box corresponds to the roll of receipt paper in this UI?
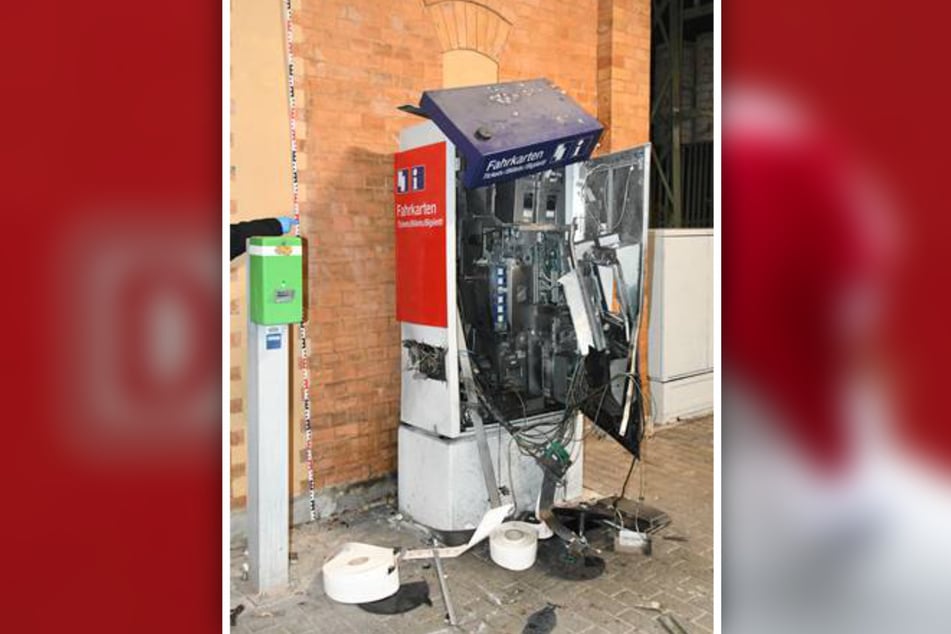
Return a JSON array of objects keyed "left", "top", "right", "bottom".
[
  {"left": 323, "top": 503, "right": 514, "bottom": 604},
  {"left": 321, "top": 542, "right": 399, "bottom": 604},
  {"left": 489, "top": 521, "right": 539, "bottom": 571}
]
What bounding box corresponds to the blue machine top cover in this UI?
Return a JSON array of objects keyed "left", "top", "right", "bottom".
[{"left": 418, "top": 78, "right": 604, "bottom": 189}]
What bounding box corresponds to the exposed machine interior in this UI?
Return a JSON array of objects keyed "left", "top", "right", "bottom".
[
  {"left": 458, "top": 169, "right": 576, "bottom": 422},
  {"left": 456, "top": 146, "right": 650, "bottom": 460}
]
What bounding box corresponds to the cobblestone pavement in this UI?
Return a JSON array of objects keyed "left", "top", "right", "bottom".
[{"left": 230, "top": 416, "right": 713, "bottom": 633}]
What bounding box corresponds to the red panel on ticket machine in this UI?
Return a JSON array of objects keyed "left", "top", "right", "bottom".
[{"left": 394, "top": 142, "right": 447, "bottom": 328}]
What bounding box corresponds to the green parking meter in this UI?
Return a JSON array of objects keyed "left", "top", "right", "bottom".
[
  {"left": 248, "top": 235, "right": 303, "bottom": 325},
  {"left": 246, "top": 235, "right": 303, "bottom": 592}
]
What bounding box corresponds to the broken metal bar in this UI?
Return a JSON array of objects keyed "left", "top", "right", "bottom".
[
  {"left": 652, "top": 151, "right": 675, "bottom": 209},
  {"left": 431, "top": 544, "right": 457, "bottom": 626},
  {"left": 456, "top": 312, "right": 502, "bottom": 508}
]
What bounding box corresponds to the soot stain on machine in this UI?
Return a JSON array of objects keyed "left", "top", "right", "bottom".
[{"left": 403, "top": 341, "right": 447, "bottom": 381}]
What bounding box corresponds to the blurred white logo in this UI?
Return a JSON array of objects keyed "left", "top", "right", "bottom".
[{"left": 56, "top": 214, "right": 218, "bottom": 461}]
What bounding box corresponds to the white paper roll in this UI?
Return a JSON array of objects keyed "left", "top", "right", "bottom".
[
  {"left": 489, "top": 521, "right": 539, "bottom": 571},
  {"left": 322, "top": 542, "right": 400, "bottom": 604}
]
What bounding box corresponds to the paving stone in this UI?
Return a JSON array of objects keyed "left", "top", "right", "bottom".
[
  {"left": 576, "top": 587, "right": 631, "bottom": 617},
  {"left": 582, "top": 609, "right": 639, "bottom": 634},
  {"left": 690, "top": 609, "right": 714, "bottom": 633},
  {"left": 616, "top": 607, "right": 663, "bottom": 631},
  {"left": 555, "top": 606, "right": 598, "bottom": 633}
]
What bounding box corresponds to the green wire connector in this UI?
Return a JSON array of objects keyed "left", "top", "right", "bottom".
[{"left": 545, "top": 441, "right": 571, "bottom": 465}]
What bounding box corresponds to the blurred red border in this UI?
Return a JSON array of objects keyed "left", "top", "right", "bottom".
[
  {"left": 2, "top": 2, "right": 222, "bottom": 631},
  {"left": 726, "top": 2, "right": 951, "bottom": 470}
]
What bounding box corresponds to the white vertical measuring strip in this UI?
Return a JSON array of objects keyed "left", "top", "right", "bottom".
[{"left": 282, "top": 0, "right": 316, "bottom": 522}]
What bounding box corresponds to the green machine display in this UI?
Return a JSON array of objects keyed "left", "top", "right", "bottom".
[
  {"left": 245, "top": 234, "right": 304, "bottom": 593},
  {"left": 248, "top": 235, "right": 303, "bottom": 325}
]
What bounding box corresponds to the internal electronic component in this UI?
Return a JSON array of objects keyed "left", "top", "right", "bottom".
[{"left": 458, "top": 168, "right": 580, "bottom": 423}]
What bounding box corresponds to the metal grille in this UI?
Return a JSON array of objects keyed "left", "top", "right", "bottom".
[
  {"left": 649, "top": 0, "right": 714, "bottom": 229},
  {"left": 651, "top": 141, "right": 713, "bottom": 228}
]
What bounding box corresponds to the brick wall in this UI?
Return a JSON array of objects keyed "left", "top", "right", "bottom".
[
  {"left": 500, "top": 2, "right": 597, "bottom": 114},
  {"left": 230, "top": 0, "right": 651, "bottom": 511},
  {"left": 597, "top": 0, "right": 652, "bottom": 150},
  {"left": 292, "top": 0, "right": 441, "bottom": 493}
]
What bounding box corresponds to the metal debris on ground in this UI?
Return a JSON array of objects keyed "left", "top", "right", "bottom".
[
  {"left": 536, "top": 539, "right": 606, "bottom": 580},
  {"left": 550, "top": 500, "right": 669, "bottom": 537},
  {"left": 598, "top": 497, "right": 671, "bottom": 533},
  {"left": 358, "top": 580, "right": 432, "bottom": 615},
  {"left": 658, "top": 613, "right": 690, "bottom": 634},
  {"left": 229, "top": 604, "right": 245, "bottom": 627},
  {"left": 431, "top": 544, "right": 458, "bottom": 625},
  {"left": 523, "top": 603, "right": 559, "bottom": 634},
  {"left": 614, "top": 528, "right": 652, "bottom": 555}
]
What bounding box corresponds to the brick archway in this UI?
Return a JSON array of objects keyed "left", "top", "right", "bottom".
[{"left": 423, "top": 0, "right": 513, "bottom": 62}]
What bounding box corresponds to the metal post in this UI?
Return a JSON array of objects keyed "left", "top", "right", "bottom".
[
  {"left": 247, "top": 319, "right": 291, "bottom": 593},
  {"left": 431, "top": 545, "right": 458, "bottom": 625},
  {"left": 670, "top": 0, "right": 684, "bottom": 228}
]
